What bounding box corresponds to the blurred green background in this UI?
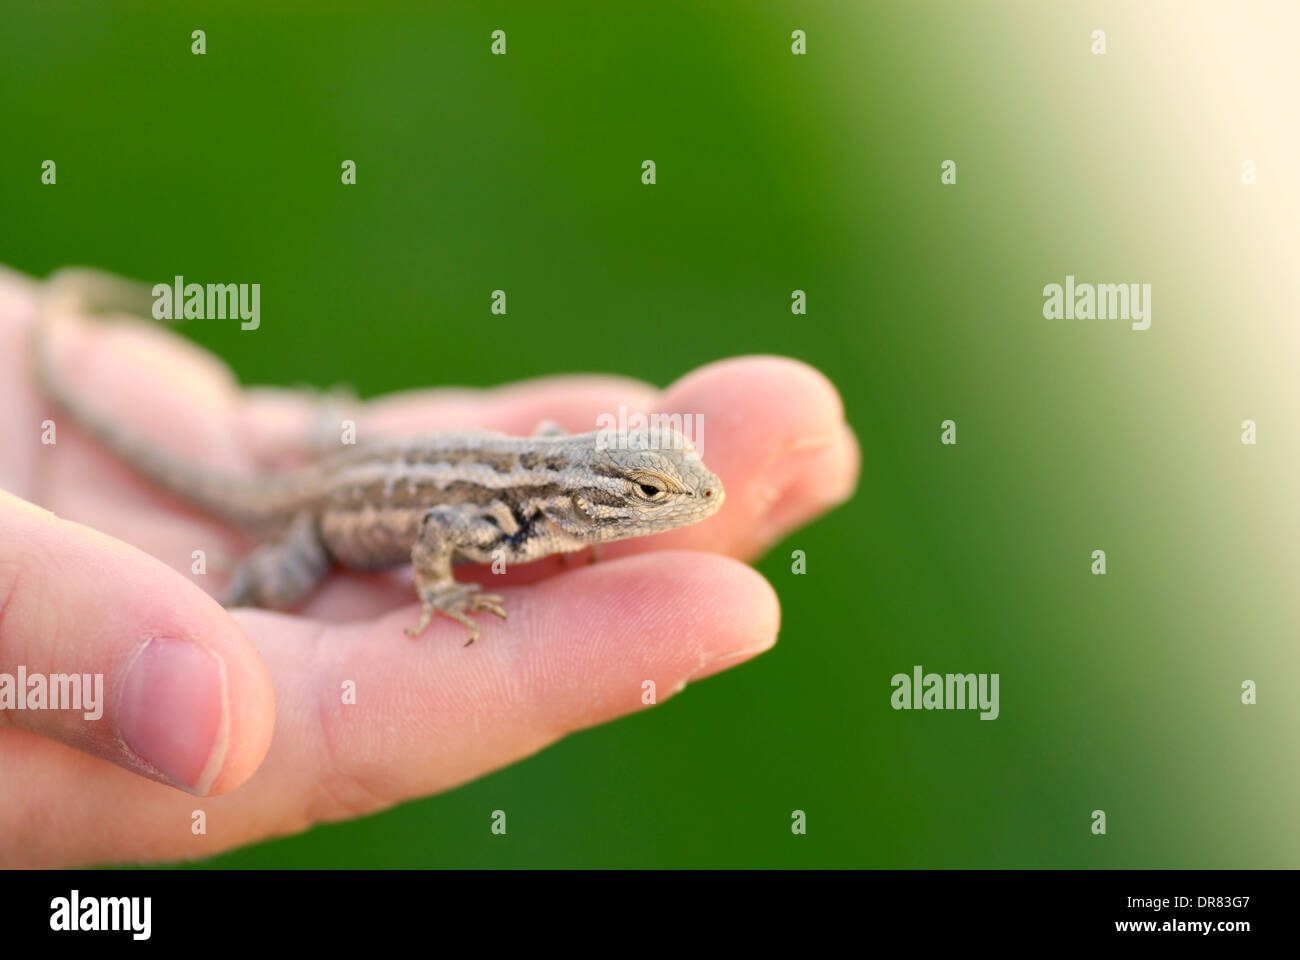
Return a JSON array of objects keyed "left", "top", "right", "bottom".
[{"left": 3, "top": 1, "right": 1297, "bottom": 867}]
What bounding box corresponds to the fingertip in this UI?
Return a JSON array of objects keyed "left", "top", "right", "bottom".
[
  {"left": 747, "top": 421, "right": 861, "bottom": 553},
  {"left": 516, "top": 551, "right": 781, "bottom": 717},
  {"left": 0, "top": 494, "right": 275, "bottom": 796}
]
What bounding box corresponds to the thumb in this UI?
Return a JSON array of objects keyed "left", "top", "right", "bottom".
[{"left": 0, "top": 491, "right": 274, "bottom": 795}]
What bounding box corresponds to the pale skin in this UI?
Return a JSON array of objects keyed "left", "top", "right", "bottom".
[{"left": 0, "top": 266, "right": 859, "bottom": 866}]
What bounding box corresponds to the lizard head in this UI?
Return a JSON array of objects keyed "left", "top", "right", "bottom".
[{"left": 560, "top": 427, "right": 725, "bottom": 540}]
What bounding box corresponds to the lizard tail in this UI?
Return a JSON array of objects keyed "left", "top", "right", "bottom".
[{"left": 31, "top": 270, "right": 312, "bottom": 531}]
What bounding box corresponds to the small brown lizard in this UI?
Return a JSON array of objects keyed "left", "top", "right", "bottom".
[{"left": 33, "top": 273, "right": 725, "bottom": 643}]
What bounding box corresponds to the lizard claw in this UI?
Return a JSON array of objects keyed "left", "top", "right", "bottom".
[
  {"left": 475, "top": 594, "right": 508, "bottom": 619},
  {"left": 407, "top": 580, "right": 508, "bottom": 643}
]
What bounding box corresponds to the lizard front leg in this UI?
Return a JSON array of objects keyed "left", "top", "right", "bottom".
[{"left": 407, "top": 504, "right": 508, "bottom": 644}]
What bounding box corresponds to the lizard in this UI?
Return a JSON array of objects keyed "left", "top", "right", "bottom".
[{"left": 31, "top": 272, "right": 725, "bottom": 643}]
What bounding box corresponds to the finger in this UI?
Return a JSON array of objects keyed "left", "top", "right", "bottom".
[
  {"left": 266, "top": 552, "right": 779, "bottom": 816},
  {"left": 0, "top": 268, "right": 47, "bottom": 497},
  {"left": 0, "top": 491, "right": 274, "bottom": 796},
  {"left": 0, "top": 551, "right": 777, "bottom": 865}
]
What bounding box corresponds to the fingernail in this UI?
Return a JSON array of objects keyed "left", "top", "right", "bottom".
[{"left": 117, "top": 637, "right": 228, "bottom": 795}]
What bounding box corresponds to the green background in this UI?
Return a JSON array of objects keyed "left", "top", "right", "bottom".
[{"left": 3, "top": 1, "right": 1296, "bottom": 867}]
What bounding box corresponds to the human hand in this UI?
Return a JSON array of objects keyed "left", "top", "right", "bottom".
[{"left": 0, "top": 266, "right": 858, "bottom": 866}]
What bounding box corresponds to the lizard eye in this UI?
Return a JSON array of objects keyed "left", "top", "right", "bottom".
[{"left": 629, "top": 470, "right": 681, "bottom": 502}]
